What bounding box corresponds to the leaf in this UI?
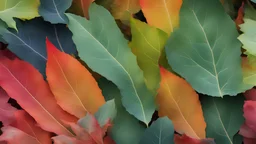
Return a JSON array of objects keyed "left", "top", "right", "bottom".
[
  {"left": 157, "top": 67, "right": 206, "bottom": 139},
  {"left": 52, "top": 135, "right": 84, "bottom": 144},
  {"left": 98, "top": 78, "right": 145, "bottom": 144},
  {"left": 244, "top": 138, "right": 256, "bottom": 144},
  {"left": 251, "top": 0, "right": 256, "bottom": 3},
  {"left": 0, "top": 88, "right": 16, "bottom": 126},
  {"left": 220, "top": 0, "right": 237, "bottom": 19},
  {"left": 235, "top": 2, "right": 244, "bottom": 30},
  {"left": 95, "top": 99, "right": 116, "bottom": 127},
  {"left": 140, "top": 0, "right": 182, "bottom": 34},
  {"left": 0, "top": 110, "right": 52, "bottom": 144},
  {"left": 174, "top": 134, "right": 215, "bottom": 144},
  {"left": 130, "top": 17, "right": 168, "bottom": 95},
  {"left": 46, "top": 39, "right": 105, "bottom": 118},
  {"left": 200, "top": 95, "right": 245, "bottom": 144},
  {"left": 0, "top": 56, "right": 77, "bottom": 136},
  {"left": 68, "top": 0, "right": 94, "bottom": 19},
  {"left": 243, "top": 101, "right": 256, "bottom": 136},
  {"left": 242, "top": 57, "right": 256, "bottom": 86},
  {"left": 111, "top": 0, "right": 140, "bottom": 24},
  {"left": 165, "top": 0, "right": 243, "bottom": 97},
  {"left": 244, "top": 88, "right": 256, "bottom": 101},
  {"left": 39, "top": 0, "right": 72, "bottom": 24},
  {"left": 0, "top": 18, "right": 77, "bottom": 76},
  {"left": 139, "top": 117, "right": 174, "bottom": 144},
  {"left": 238, "top": 19, "right": 256, "bottom": 56},
  {"left": 0, "top": 0, "right": 39, "bottom": 30},
  {"left": 66, "top": 3, "right": 155, "bottom": 125},
  {"left": 240, "top": 124, "right": 256, "bottom": 139}
]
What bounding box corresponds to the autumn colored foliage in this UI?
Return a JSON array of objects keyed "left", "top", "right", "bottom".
[{"left": 0, "top": 0, "right": 256, "bottom": 144}]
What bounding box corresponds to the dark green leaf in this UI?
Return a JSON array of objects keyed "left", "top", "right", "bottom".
[
  {"left": 0, "top": 18, "right": 77, "bottom": 75},
  {"left": 140, "top": 117, "right": 174, "bottom": 144},
  {"left": 200, "top": 95, "right": 245, "bottom": 144}
]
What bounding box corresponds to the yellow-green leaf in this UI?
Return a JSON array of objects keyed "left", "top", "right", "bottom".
[
  {"left": 0, "top": 0, "right": 39, "bottom": 30},
  {"left": 130, "top": 17, "right": 168, "bottom": 95}
]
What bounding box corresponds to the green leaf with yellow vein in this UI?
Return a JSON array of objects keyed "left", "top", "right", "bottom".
[
  {"left": 66, "top": 3, "right": 155, "bottom": 125},
  {"left": 130, "top": 17, "right": 168, "bottom": 95},
  {"left": 0, "top": 0, "right": 39, "bottom": 30},
  {"left": 165, "top": 0, "right": 243, "bottom": 97}
]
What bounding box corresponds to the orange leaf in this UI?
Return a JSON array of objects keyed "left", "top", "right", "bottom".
[
  {"left": 0, "top": 56, "right": 77, "bottom": 136},
  {"left": 70, "top": 0, "right": 95, "bottom": 19},
  {"left": 235, "top": 2, "right": 244, "bottom": 30},
  {"left": 174, "top": 134, "right": 215, "bottom": 144},
  {"left": 46, "top": 39, "right": 105, "bottom": 118},
  {"left": 157, "top": 67, "right": 206, "bottom": 139},
  {"left": 140, "top": 0, "right": 182, "bottom": 34},
  {"left": 0, "top": 110, "right": 52, "bottom": 144},
  {"left": 111, "top": 0, "right": 140, "bottom": 24},
  {"left": 0, "top": 88, "right": 16, "bottom": 126}
]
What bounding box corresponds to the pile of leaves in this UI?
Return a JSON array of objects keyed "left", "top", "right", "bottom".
[{"left": 1, "top": 0, "right": 256, "bottom": 143}]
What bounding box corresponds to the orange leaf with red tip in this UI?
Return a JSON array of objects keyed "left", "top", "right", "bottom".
[
  {"left": 0, "top": 88, "right": 16, "bottom": 126},
  {"left": 140, "top": 0, "right": 182, "bottom": 34},
  {"left": 174, "top": 134, "right": 215, "bottom": 144},
  {"left": 157, "top": 67, "right": 206, "bottom": 139},
  {"left": 0, "top": 110, "right": 52, "bottom": 144},
  {"left": 46, "top": 39, "right": 105, "bottom": 118},
  {"left": 0, "top": 56, "right": 77, "bottom": 136}
]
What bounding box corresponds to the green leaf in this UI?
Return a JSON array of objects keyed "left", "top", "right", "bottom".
[
  {"left": 130, "top": 17, "right": 168, "bottom": 95},
  {"left": 244, "top": 4, "right": 256, "bottom": 20},
  {"left": 95, "top": 99, "right": 116, "bottom": 127},
  {"left": 251, "top": 0, "right": 256, "bottom": 3},
  {"left": 66, "top": 3, "right": 155, "bottom": 125},
  {"left": 0, "top": 0, "right": 39, "bottom": 30},
  {"left": 39, "top": 0, "right": 72, "bottom": 24},
  {"left": 139, "top": 117, "right": 174, "bottom": 144},
  {"left": 165, "top": 0, "right": 243, "bottom": 97},
  {"left": 200, "top": 95, "right": 245, "bottom": 144},
  {"left": 238, "top": 19, "right": 256, "bottom": 55},
  {"left": 98, "top": 78, "right": 145, "bottom": 144}
]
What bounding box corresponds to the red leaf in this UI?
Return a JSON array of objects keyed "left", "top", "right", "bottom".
[
  {"left": 174, "top": 134, "right": 215, "bottom": 144},
  {"left": 0, "top": 56, "right": 77, "bottom": 136},
  {"left": 0, "top": 110, "right": 52, "bottom": 144},
  {"left": 103, "top": 136, "right": 115, "bottom": 144},
  {"left": 52, "top": 135, "right": 86, "bottom": 144},
  {"left": 244, "top": 101, "right": 256, "bottom": 134},
  {"left": 244, "top": 137, "right": 256, "bottom": 144},
  {"left": 244, "top": 89, "right": 256, "bottom": 101},
  {"left": 235, "top": 2, "right": 244, "bottom": 30},
  {"left": 0, "top": 88, "right": 16, "bottom": 126},
  {"left": 240, "top": 124, "right": 256, "bottom": 138}
]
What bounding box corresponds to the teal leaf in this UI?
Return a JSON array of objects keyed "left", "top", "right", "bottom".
[
  {"left": 200, "top": 95, "right": 245, "bottom": 144},
  {"left": 39, "top": 0, "right": 72, "bottom": 24},
  {"left": 66, "top": 3, "right": 155, "bottom": 125},
  {"left": 140, "top": 117, "right": 174, "bottom": 144},
  {"left": 95, "top": 99, "right": 116, "bottom": 127},
  {"left": 0, "top": 18, "right": 77, "bottom": 75},
  {"left": 165, "top": 0, "right": 243, "bottom": 97},
  {"left": 251, "top": 0, "right": 256, "bottom": 3},
  {"left": 98, "top": 78, "right": 145, "bottom": 144}
]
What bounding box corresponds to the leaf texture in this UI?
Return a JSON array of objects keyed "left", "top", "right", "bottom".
[
  {"left": 140, "top": 0, "right": 182, "bottom": 34},
  {"left": 46, "top": 39, "right": 105, "bottom": 118},
  {"left": 157, "top": 67, "right": 206, "bottom": 139},
  {"left": 130, "top": 17, "right": 168, "bottom": 95},
  {"left": 111, "top": 0, "right": 140, "bottom": 24},
  {"left": 98, "top": 78, "right": 145, "bottom": 144},
  {"left": 39, "top": 0, "right": 72, "bottom": 24},
  {"left": 0, "top": 56, "right": 77, "bottom": 136},
  {"left": 174, "top": 134, "right": 215, "bottom": 144},
  {"left": 66, "top": 3, "right": 155, "bottom": 125},
  {"left": 0, "top": 0, "right": 39, "bottom": 29},
  {"left": 0, "top": 88, "right": 16, "bottom": 126},
  {"left": 0, "top": 18, "right": 77, "bottom": 75},
  {"left": 200, "top": 95, "right": 245, "bottom": 144},
  {"left": 165, "top": 0, "right": 243, "bottom": 97},
  {"left": 139, "top": 117, "right": 174, "bottom": 144},
  {"left": 68, "top": 0, "right": 94, "bottom": 19},
  {"left": 0, "top": 110, "right": 52, "bottom": 144}
]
